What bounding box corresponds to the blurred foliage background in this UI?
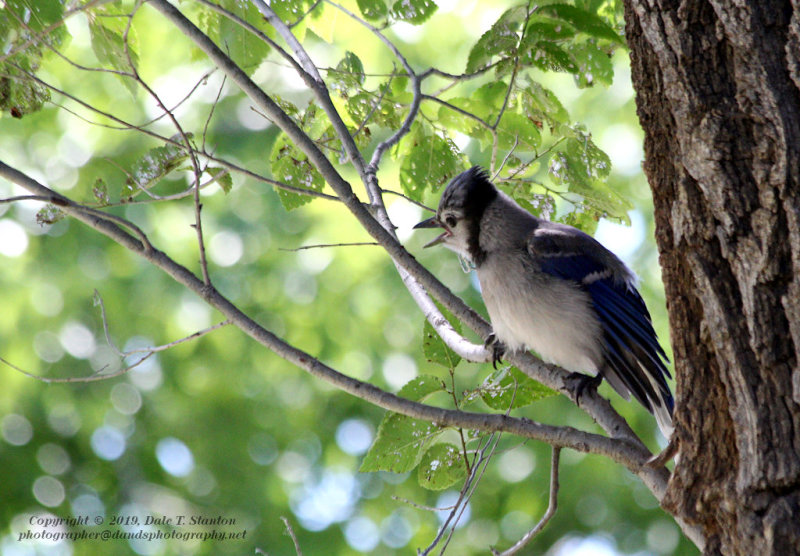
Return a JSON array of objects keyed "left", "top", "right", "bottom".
[{"left": 0, "top": 0, "right": 696, "bottom": 554}]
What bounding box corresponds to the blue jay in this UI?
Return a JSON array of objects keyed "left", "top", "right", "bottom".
[{"left": 414, "top": 167, "right": 674, "bottom": 437}]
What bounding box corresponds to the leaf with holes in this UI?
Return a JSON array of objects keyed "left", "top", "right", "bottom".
[
  {"left": 357, "top": 0, "right": 389, "bottom": 21},
  {"left": 465, "top": 6, "right": 527, "bottom": 73},
  {"left": 497, "top": 112, "right": 542, "bottom": 152},
  {"left": 480, "top": 366, "right": 557, "bottom": 410},
  {"left": 128, "top": 138, "right": 191, "bottom": 192},
  {"left": 391, "top": 0, "right": 437, "bottom": 25},
  {"left": 213, "top": 0, "right": 271, "bottom": 72},
  {"left": 422, "top": 304, "right": 462, "bottom": 369},
  {"left": 88, "top": 19, "right": 139, "bottom": 96},
  {"left": 570, "top": 41, "right": 614, "bottom": 87},
  {"left": 270, "top": 134, "right": 325, "bottom": 210},
  {"left": 398, "top": 128, "right": 463, "bottom": 200},
  {"left": 520, "top": 80, "right": 570, "bottom": 130},
  {"left": 542, "top": 4, "right": 623, "bottom": 44},
  {"left": 331, "top": 51, "right": 365, "bottom": 93},
  {"left": 523, "top": 40, "right": 578, "bottom": 73},
  {"left": 418, "top": 443, "right": 467, "bottom": 490},
  {"left": 360, "top": 375, "right": 447, "bottom": 473}
]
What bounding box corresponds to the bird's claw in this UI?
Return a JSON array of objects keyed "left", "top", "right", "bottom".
[
  {"left": 567, "top": 371, "right": 602, "bottom": 404},
  {"left": 485, "top": 333, "right": 506, "bottom": 369}
]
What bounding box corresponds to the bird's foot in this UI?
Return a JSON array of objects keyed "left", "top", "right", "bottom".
[
  {"left": 566, "top": 372, "right": 602, "bottom": 404},
  {"left": 484, "top": 333, "right": 506, "bottom": 369}
]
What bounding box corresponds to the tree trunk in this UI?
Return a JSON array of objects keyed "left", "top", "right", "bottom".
[{"left": 623, "top": 0, "right": 800, "bottom": 553}]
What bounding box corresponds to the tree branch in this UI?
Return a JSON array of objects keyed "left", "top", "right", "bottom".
[
  {"left": 146, "top": 0, "right": 658, "bottom": 478},
  {"left": 0, "top": 159, "right": 660, "bottom": 476}
]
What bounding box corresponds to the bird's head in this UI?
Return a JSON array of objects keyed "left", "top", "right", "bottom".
[{"left": 413, "top": 166, "right": 498, "bottom": 260}]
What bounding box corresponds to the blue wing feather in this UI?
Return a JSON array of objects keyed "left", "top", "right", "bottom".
[{"left": 530, "top": 226, "right": 673, "bottom": 414}]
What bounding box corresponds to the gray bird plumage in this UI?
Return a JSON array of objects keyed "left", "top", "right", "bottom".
[{"left": 415, "top": 166, "right": 674, "bottom": 437}]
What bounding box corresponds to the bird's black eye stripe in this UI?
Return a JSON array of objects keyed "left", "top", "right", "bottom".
[{"left": 445, "top": 215, "right": 457, "bottom": 228}]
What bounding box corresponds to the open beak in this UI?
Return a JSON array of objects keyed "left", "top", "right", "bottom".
[{"left": 413, "top": 217, "right": 448, "bottom": 248}]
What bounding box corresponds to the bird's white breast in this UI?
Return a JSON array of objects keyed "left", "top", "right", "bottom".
[{"left": 477, "top": 252, "right": 604, "bottom": 375}]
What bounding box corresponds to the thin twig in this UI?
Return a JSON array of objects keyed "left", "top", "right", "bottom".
[
  {"left": 492, "top": 447, "right": 561, "bottom": 556},
  {"left": 124, "top": 2, "right": 211, "bottom": 284},
  {"left": 0, "top": 352, "right": 154, "bottom": 384},
  {"left": 280, "top": 517, "right": 303, "bottom": 556},
  {"left": 279, "top": 242, "right": 378, "bottom": 252},
  {"left": 96, "top": 288, "right": 230, "bottom": 356}
]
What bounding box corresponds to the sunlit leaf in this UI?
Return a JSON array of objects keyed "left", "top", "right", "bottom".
[
  {"left": 437, "top": 98, "right": 491, "bottom": 141},
  {"left": 35, "top": 204, "right": 65, "bottom": 226},
  {"left": 269, "top": 134, "right": 326, "bottom": 210},
  {"left": 541, "top": 4, "right": 624, "bottom": 44},
  {"left": 391, "top": 0, "right": 437, "bottom": 25},
  {"left": 357, "top": 0, "right": 389, "bottom": 21},
  {"left": 570, "top": 42, "right": 614, "bottom": 87},
  {"left": 480, "top": 366, "right": 557, "bottom": 410},
  {"left": 346, "top": 87, "right": 403, "bottom": 129},
  {"left": 548, "top": 134, "right": 630, "bottom": 221},
  {"left": 215, "top": 0, "right": 271, "bottom": 72},
  {"left": 398, "top": 130, "right": 463, "bottom": 201},
  {"left": 330, "top": 51, "right": 365, "bottom": 93},
  {"left": 93, "top": 178, "right": 110, "bottom": 205},
  {"left": 360, "top": 375, "right": 446, "bottom": 473},
  {"left": 465, "top": 6, "right": 527, "bottom": 73},
  {"left": 523, "top": 15, "right": 577, "bottom": 42},
  {"left": 422, "top": 305, "right": 462, "bottom": 369},
  {"left": 497, "top": 112, "right": 542, "bottom": 151},
  {"left": 88, "top": 19, "right": 139, "bottom": 96},
  {"left": 207, "top": 167, "right": 233, "bottom": 194},
  {"left": 128, "top": 138, "right": 191, "bottom": 192},
  {"left": 520, "top": 80, "right": 571, "bottom": 130},
  {"left": 524, "top": 40, "right": 578, "bottom": 73},
  {"left": 418, "top": 443, "right": 467, "bottom": 490}
]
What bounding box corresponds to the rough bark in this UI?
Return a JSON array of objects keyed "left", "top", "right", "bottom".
[{"left": 624, "top": 0, "right": 800, "bottom": 553}]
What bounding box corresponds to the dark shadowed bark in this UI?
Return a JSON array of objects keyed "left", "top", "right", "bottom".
[{"left": 624, "top": 0, "right": 800, "bottom": 553}]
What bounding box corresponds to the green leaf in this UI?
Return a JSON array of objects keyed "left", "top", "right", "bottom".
[
  {"left": 497, "top": 112, "right": 542, "bottom": 151},
  {"left": 437, "top": 98, "right": 491, "bottom": 143},
  {"left": 357, "top": 0, "right": 389, "bottom": 21},
  {"left": 418, "top": 443, "right": 467, "bottom": 490},
  {"left": 207, "top": 167, "right": 233, "bottom": 194},
  {"left": 88, "top": 19, "right": 138, "bottom": 96},
  {"left": 359, "top": 375, "right": 446, "bottom": 473},
  {"left": 570, "top": 42, "right": 614, "bottom": 87},
  {"left": 520, "top": 81, "right": 570, "bottom": 130},
  {"left": 215, "top": 0, "right": 271, "bottom": 72},
  {"left": 269, "top": 135, "right": 325, "bottom": 210},
  {"left": 542, "top": 4, "right": 623, "bottom": 44},
  {"left": 0, "top": 0, "right": 68, "bottom": 116},
  {"left": 480, "top": 366, "right": 557, "bottom": 410},
  {"left": 346, "top": 88, "right": 402, "bottom": 129},
  {"left": 422, "top": 306, "right": 462, "bottom": 369},
  {"left": 330, "top": 51, "right": 365, "bottom": 93},
  {"left": 465, "top": 6, "right": 526, "bottom": 73},
  {"left": 474, "top": 81, "right": 509, "bottom": 107},
  {"left": 93, "top": 178, "right": 110, "bottom": 205},
  {"left": 398, "top": 374, "right": 448, "bottom": 401},
  {"left": 270, "top": 0, "right": 318, "bottom": 24},
  {"left": 35, "top": 204, "right": 65, "bottom": 226},
  {"left": 548, "top": 135, "right": 631, "bottom": 221},
  {"left": 560, "top": 209, "right": 600, "bottom": 235},
  {"left": 398, "top": 127, "right": 463, "bottom": 201},
  {"left": 359, "top": 414, "right": 442, "bottom": 473},
  {"left": 391, "top": 0, "right": 437, "bottom": 25},
  {"left": 128, "top": 139, "right": 191, "bottom": 192},
  {"left": 523, "top": 15, "right": 577, "bottom": 42},
  {"left": 524, "top": 40, "right": 578, "bottom": 73}
]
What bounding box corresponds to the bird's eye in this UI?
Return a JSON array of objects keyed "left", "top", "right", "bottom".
[{"left": 445, "top": 215, "right": 457, "bottom": 228}]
